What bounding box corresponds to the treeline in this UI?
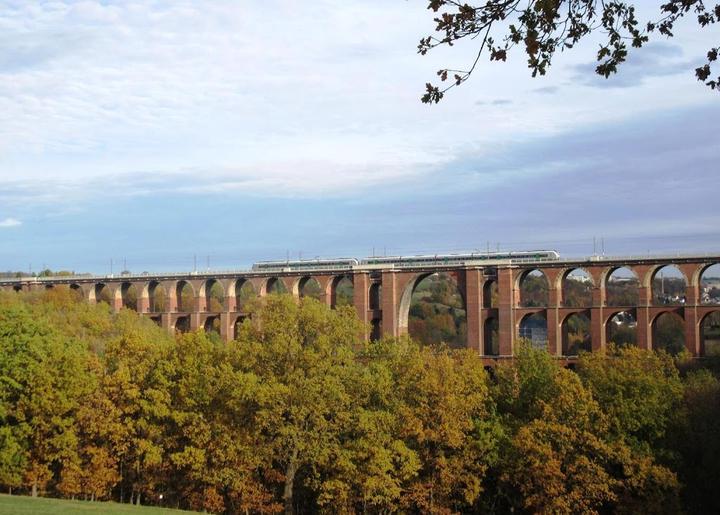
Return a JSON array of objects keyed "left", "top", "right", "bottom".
[{"left": 0, "top": 290, "right": 719, "bottom": 514}]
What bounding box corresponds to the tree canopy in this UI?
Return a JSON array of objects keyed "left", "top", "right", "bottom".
[
  {"left": 0, "top": 288, "right": 719, "bottom": 513},
  {"left": 419, "top": 0, "right": 720, "bottom": 103}
]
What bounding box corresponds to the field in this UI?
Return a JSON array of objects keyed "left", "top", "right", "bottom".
[{"left": 0, "top": 494, "right": 193, "bottom": 514}]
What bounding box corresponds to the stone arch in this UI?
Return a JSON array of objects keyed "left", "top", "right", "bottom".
[
  {"left": 297, "top": 276, "right": 322, "bottom": 300},
  {"left": 121, "top": 282, "right": 138, "bottom": 310},
  {"left": 651, "top": 311, "right": 685, "bottom": 355},
  {"left": 69, "top": 283, "right": 84, "bottom": 300},
  {"left": 203, "top": 315, "right": 221, "bottom": 334},
  {"left": 700, "top": 311, "right": 720, "bottom": 356},
  {"left": 651, "top": 265, "right": 687, "bottom": 306},
  {"left": 400, "top": 272, "right": 467, "bottom": 347},
  {"left": 235, "top": 279, "right": 256, "bottom": 312},
  {"left": 518, "top": 269, "right": 549, "bottom": 307},
  {"left": 203, "top": 279, "right": 225, "bottom": 312},
  {"left": 606, "top": 267, "right": 639, "bottom": 306},
  {"left": 483, "top": 280, "right": 498, "bottom": 308},
  {"left": 518, "top": 312, "right": 548, "bottom": 350},
  {"left": 94, "top": 283, "right": 114, "bottom": 305},
  {"left": 561, "top": 268, "right": 593, "bottom": 308},
  {"left": 147, "top": 281, "right": 166, "bottom": 313},
  {"left": 484, "top": 317, "right": 499, "bottom": 355},
  {"left": 176, "top": 280, "right": 195, "bottom": 312},
  {"left": 174, "top": 315, "right": 191, "bottom": 333},
  {"left": 329, "top": 275, "right": 354, "bottom": 308},
  {"left": 699, "top": 263, "right": 720, "bottom": 305},
  {"left": 265, "top": 277, "right": 287, "bottom": 295},
  {"left": 562, "top": 312, "right": 591, "bottom": 356},
  {"left": 606, "top": 310, "right": 637, "bottom": 347},
  {"left": 369, "top": 283, "right": 381, "bottom": 310}
]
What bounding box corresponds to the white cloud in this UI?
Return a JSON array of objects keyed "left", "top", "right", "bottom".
[
  {"left": 0, "top": 1, "right": 715, "bottom": 199},
  {"left": 0, "top": 218, "right": 21, "bottom": 227}
]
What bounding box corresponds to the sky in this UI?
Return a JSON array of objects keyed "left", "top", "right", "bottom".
[{"left": 0, "top": 0, "right": 718, "bottom": 274}]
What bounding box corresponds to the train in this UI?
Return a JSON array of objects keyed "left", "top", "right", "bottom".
[{"left": 251, "top": 250, "right": 560, "bottom": 272}]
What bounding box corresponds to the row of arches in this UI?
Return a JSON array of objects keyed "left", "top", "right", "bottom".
[
  {"left": 504, "top": 310, "right": 720, "bottom": 357},
  {"left": 21, "top": 261, "right": 720, "bottom": 356},
  {"left": 510, "top": 263, "right": 720, "bottom": 308},
  {"left": 70, "top": 275, "right": 357, "bottom": 313}
]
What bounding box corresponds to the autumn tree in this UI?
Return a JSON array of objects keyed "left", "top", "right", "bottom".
[
  {"left": 0, "top": 298, "right": 91, "bottom": 497},
  {"left": 576, "top": 344, "right": 683, "bottom": 452},
  {"left": 233, "top": 295, "right": 366, "bottom": 514},
  {"left": 419, "top": 1, "right": 720, "bottom": 102},
  {"left": 492, "top": 343, "right": 680, "bottom": 513}
]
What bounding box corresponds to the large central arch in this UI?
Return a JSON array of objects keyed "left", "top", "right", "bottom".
[{"left": 398, "top": 272, "right": 467, "bottom": 347}]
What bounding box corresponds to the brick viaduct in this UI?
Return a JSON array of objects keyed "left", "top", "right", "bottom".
[{"left": 3, "top": 254, "right": 720, "bottom": 359}]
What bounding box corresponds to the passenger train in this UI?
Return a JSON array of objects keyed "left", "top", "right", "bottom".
[{"left": 251, "top": 250, "right": 560, "bottom": 272}]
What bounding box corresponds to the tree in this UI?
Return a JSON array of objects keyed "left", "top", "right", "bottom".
[
  {"left": 233, "top": 295, "right": 365, "bottom": 514},
  {"left": 576, "top": 345, "right": 683, "bottom": 452},
  {"left": 0, "top": 301, "right": 91, "bottom": 497},
  {"left": 419, "top": 1, "right": 720, "bottom": 103},
  {"left": 670, "top": 369, "right": 720, "bottom": 513},
  {"left": 494, "top": 343, "right": 680, "bottom": 513}
]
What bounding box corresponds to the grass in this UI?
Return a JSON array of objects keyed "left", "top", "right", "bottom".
[{"left": 0, "top": 494, "right": 194, "bottom": 514}]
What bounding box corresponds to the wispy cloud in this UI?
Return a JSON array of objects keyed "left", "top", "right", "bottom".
[{"left": 0, "top": 218, "right": 21, "bottom": 227}]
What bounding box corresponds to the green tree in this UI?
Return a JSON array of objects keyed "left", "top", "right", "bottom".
[
  {"left": 0, "top": 300, "right": 91, "bottom": 497},
  {"left": 234, "top": 295, "right": 365, "bottom": 514},
  {"left": 577, "top": 345, "right": 683, "bottom": 452}
]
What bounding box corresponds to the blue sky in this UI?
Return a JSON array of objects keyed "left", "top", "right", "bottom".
[{"left": 0, "top": 1, "right": 718, "bottom": 273}]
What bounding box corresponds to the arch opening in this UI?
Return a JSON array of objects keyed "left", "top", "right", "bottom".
[
  {"left": 562, "top": 313, "right": 591, "bottom": 356},
  {"left": 69, "top": 284, "right": 83, "bottom": 301},
  {"left": 484, "top": 317, "right": 499, "bottom": 356},
  {"left": 175, "top": 316, "right": 190, "bottom": 334},
  {"left": 205, "top": 279, "right": 225, "bottom": 312},
  {"left": 235, "top": 280, "right": 255, "bottom": 312},
  {"left": 266, "top": 277, "right": 287, "bottom": 295},
  {"left": 298, "top": 277, "right": 322, "bottom": 300},
  {"left": 652, "top": 265, "right": 687, "bottom": 306},
  {"left": 369, "top": 283, "right": 381, "bottom": 310},
  {"left": 606, "top": 311, "right": 637, "bottom": 347},
  {"left": 518, "top": 313, "right": 547, "bottom": 351},
  {"left": 204, "top": 316, "right": 221, "bottom": 335},
  {"left": 149, "top": 281, "right": 166, "bottom": 313},
  {"left": 606, "top": 267, "right": 639, "bottom": 306},
  {"left": 562, "top": 268, "right": 592, "bottom": 308},
  {"left": 519, "top": 270, "right": 549, "bottom": 307},
  {"left": 331, "top": 276, "right": 354, "bottom": 308},
  {"left": 121, "top": 283, "right": 138, "bottom": 311},
  {"left": 700, "top": 264, "right": 720, "bottom": 305},
  {"left": 177, "top": 281, "right": 194, "bottom": 312},
  {"left": 407, "top": 272, "right": 467, "bottom": 348},
  {"left": 652, "top": 311, "right": 685, "bottom": 355},
  {"left": 95, "top": 283, "right": 113, "bottom": 305},
  {"left": 701, "top": 312, "right": 720, "bottom": 356},
  {"left": 483, "top": 280, "right": 498, "bottom": 308}
]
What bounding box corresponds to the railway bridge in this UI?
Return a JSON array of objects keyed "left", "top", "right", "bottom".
[{"left": 3, "top": 253, "right": 720, "bottom": 358}]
